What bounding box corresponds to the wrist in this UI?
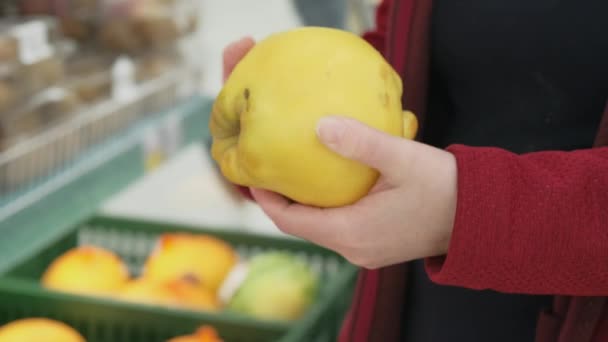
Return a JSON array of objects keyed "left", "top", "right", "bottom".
[
  {"left": 436, "top": 150, "right": 458, "bottom": 255},
  {"left": 417, "top": 146, "right": 457, "bottom": 257}
]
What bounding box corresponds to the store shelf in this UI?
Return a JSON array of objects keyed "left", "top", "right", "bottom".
[{"left": 0, "top": 94, "right": 212, "bottom": 274}]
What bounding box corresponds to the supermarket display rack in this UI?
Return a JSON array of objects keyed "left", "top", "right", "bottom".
[
  {"left": 0, "top": 69, "right": 210, "bottom": 275},
  {"left": 0, "top": 215, "right": 358, "bottom": 342}
]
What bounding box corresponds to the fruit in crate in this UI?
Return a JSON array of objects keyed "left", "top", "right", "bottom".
[
  {"left": 226, "top": 252, "right": 319, "bottom": 321},
  {"left": 142, "top": 233, "right": 238, "bottom": 293},
  {"left": 118, "top": 276, "right": 221, "bottom": 311},
  {"left": 41, "top": 245, "right": 130, "bottom": 296},
  {"left": 167, "top": 325, "right": 224, "bottom": 342},
  {"left": 210, "top": 26, "right": 419, "bottom": 207},
  {"left": 0, "top": 318, "right": 85, "bottom": 342}
]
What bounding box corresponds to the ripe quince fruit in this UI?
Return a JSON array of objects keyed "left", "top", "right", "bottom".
[
  {"left": 118, "top": 276, "right": 221, "bottom": 312},
  {"left": 0, "top": 318, "right": 85, "bottom": 342},
  {"left": 227, "top": 252, "right": 318, "bottom": 321},
  {"left": 167, "top": 325, "right": 223, "bottom": 342},
  {"left": 210, "top": 26, "right": 418, "bottom": 207},
  {"left": 142, "top": 233, "right": 238, "bottom": 294},
  {"left": 41, "top": 245, "right": 130, "bottom": 296}
]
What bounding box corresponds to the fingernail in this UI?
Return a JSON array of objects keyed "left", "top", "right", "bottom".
[
  {"left": 316, "top": 116, "right": 346, "bottom": 149},
  {"left": 240, "top": 36, "right": 253, "bottom": 44}
]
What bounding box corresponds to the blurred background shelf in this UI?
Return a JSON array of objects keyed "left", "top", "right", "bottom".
[
  {"left": 100, "top": 142, "right": 282, "bottom": 236},
  {"left": 0, "top": 94, "right": 211, "bottom": 273},
  {"left": 0, "top": 0, "right": 380, "bottom": 241}
]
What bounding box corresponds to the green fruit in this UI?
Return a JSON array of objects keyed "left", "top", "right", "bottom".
[{"left": 228, "top": 252, "right": 318, "bottom": 321}]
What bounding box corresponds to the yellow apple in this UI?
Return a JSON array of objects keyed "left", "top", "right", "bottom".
[
  {"left": 118, "top": 277, "right": 221, "bottom": 312},
  {"left": 0, "top": 318, "right": 85, "bottom": 342},
  {"left": 210, "top": 26, "right": 418, "bottom": 208},
  {"left": 166, "top": 325, "right": 223, "bottom": 342},
  {"left": 41, "top": 245, "right": 130, "bottom": 296},
  {"left": 142, "top": 233, "right": 238, "bottom": 294}
]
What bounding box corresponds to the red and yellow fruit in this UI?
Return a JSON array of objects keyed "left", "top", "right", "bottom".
[
  {"left": 210, "top": 27, "right": 418, "bottom": 207},
  {"left": 142, "top": 233, "right": 238, "bottom": 294},
  {"left": 41, "top": 245, "right": 130, "bottom": 296},
  {"left": 118, "top": 276, "right": 221, "bottom": 311},
  {"left": 167, "top": 325, "right": 223, "bottom": 342},
  {"left": 0, "top": 318, "right": 85, "bottom": 342}
]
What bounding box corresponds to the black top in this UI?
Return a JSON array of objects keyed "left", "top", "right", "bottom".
[{"left": 403, "top": 0, "right": 608, "bottom": 341}]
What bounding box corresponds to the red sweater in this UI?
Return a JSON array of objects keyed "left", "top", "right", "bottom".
[{"left": 337, "top": 1, "right": 608, "bottom": 342}]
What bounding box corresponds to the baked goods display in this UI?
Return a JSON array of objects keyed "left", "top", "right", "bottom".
[{"left": 0, "top": 0, "right": 202, "bottom": 193}]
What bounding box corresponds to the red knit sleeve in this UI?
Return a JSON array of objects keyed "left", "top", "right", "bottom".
[
  {"left": 362, "top": 0, "right": 392, "bottom": 53},
  {"left": 425, "top": 144, "right": 608, "bottom": 296}
]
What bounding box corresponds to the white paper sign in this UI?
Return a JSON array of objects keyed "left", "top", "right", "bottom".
[
  {"left": 162, "top": 113, "right": 183, "bottom": 156},
  {"left": 141, "top": 126, "right": 165, "bottom": 171},
  {"left": 12, "top": 21, "right": 53, "bottom": 65},
  {"left": 111, "top": 56, "right": 137, "bottom": 102}
]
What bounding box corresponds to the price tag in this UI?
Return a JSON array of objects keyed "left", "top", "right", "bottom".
[
  {"left": 12, "top": 21, "right": 53, "bottom": 65},
  {"left": 218, "top": 262, "right": 250, "bottom": 304},
  {"left": 141, "top": 126, "right": 165, "bottom": 171},
  {"left": 111, "top": 56, "right": 138, "bottom": 102},
  {"left": 161, "top": 112, "right": 183, "bottom": 156}
]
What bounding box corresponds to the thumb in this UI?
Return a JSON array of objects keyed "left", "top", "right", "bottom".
[
  {"left": 316, "top": 116, "right": 409, "bottom": 178},
  {"left": 222, "top": 36, "right": 255, "bottom": 81}
]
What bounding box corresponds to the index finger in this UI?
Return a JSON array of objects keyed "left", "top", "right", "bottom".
[{"left": 250, "top": 188, "right": 351, "bottom": 250}]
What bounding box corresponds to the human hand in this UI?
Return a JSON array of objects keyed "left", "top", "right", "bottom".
[{"left": 251, "top": 116, "right": 459, "bottom": 269}]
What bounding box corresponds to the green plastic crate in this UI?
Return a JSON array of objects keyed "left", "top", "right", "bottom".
[{"left": 0, "top": 215, "right": 358, "bottom": 342}]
